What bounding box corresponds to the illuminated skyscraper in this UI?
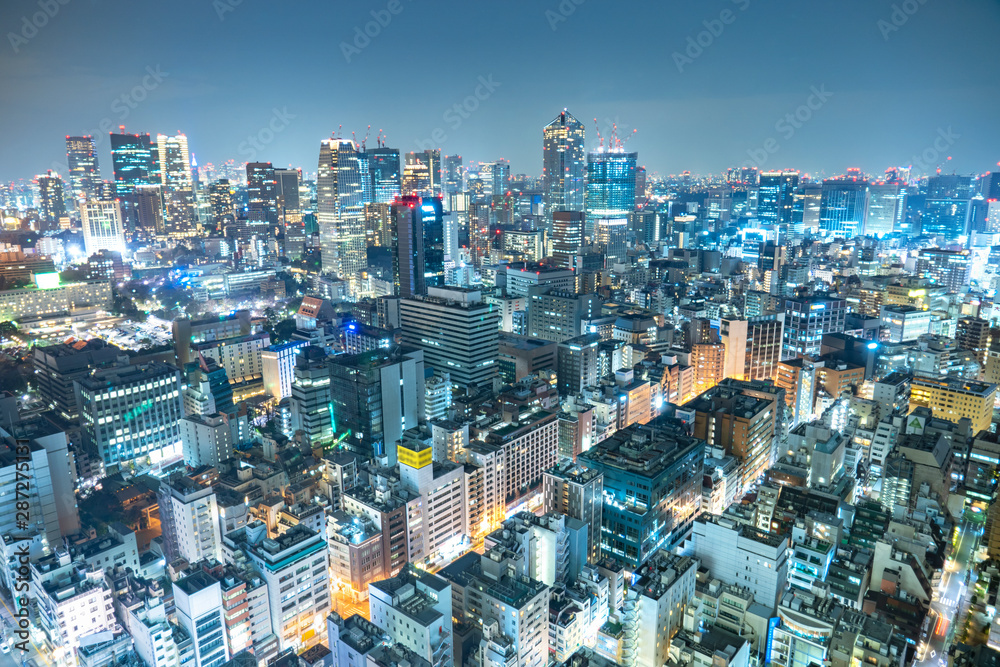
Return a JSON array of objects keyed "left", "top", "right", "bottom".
[
  {"left": 922, "top": 174, "right": 972, "bottom": 239},
  {"left": 542, "top": 110, "right": 586, "bottom": 225},
  {"left": 366, "top": 147, "right": 401, "bottom": 203},
  {"left": 156, "top": 133, "right": 197, "bottom": 233},
  {"left": 819, "top": 178, "right": 868, "bottom": 239},
  {"left": 81, "top": 199, "right": 126, "bottom": 256},
  {"left": 246, "top": 162, "right": 279, "bottom": 224},
  {"left": 864, "top": 182, "right": 906, "bottom": 236},
  {"left": 442, "top": 154, "right": 463, "bottom": 199},
  {"left": 110, "top": 131, "right": 157, "bottom": 195},
  {"left": 65, "top": 136, "right": 100, "bottom": 201},
  {"left": 551, "top": 211, "right": 584, "bottom": 270},
  {"left": 274, "top": 168, "right": 300, "bottom": 221},
  {"left": 36, "top": 170, "right": 67, "bottom": 229},
  {"left": 390, "top": 195, "right": 444, "bottom": 297},
  {"left": 207, "top": 180, "right": 235, "bottom": 230},
  {"left": 586, "top": 149, "right": 636, "bottom": 239},
  {"left": 756, "top": 170, "right": 798, "bottom": 225},
  {"left": 317, "top": 138, "right": 367, "bottom": 282},
  {"left": 596, "top": 217, "right": 627, "bottom": 267},
  {"left": 403, "top": 150, "right": 441, "bottom": 196},
  {"left": 480, "top": 159, "right": 510, "bottom": 198}
]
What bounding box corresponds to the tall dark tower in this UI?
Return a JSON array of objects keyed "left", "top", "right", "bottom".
[{"left": 390, "top": 195, "right": 444, "bottom": 297}]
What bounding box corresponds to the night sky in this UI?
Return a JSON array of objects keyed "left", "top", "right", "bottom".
[{"left": 2, "top": 0, "right": 999, "bottom": 183}]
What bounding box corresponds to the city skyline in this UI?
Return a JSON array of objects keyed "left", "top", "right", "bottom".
[{"left": 1, "top": 0, "right": 999, "bottom": 182}]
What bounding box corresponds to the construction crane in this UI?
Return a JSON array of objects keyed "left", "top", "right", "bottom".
[{"left": 593, "top": 118, "right": 604, "bottom": 151}]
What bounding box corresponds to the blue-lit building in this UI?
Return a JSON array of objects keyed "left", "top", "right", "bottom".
[
  {"left": 757, "top": 170, "right": 799, "bottom": 225},
  {"left": 577, "top": 415, "right": 703, "bottom": 568},
  {"left": 922, "top": 174, "right": 972, "bottom": 239},
  {"left": 390, "top": 195, "right": 444, "bottom": 297},
  {"left": 367, "top": 146, "right": 402, "bottom": 203},
  {"left": 819, "top": 178, "right": 868, "bottom": 238},
  {"left": 783, "top": 295, "right": 847, "bottom": 358},
  {"left": 75, "top": 362, "right": 185, "bottom": 469},
  {"left": 585, "top": 149, "right": 637, "bottom": 239},
  {"left": 110, "top": 131, "right": 158, "bottom": 196}
]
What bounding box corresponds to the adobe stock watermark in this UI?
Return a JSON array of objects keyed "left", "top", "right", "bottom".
[
  {"left": 909, "top": 127, "right": 960, "bottom": 174},
  {"left": 673, "top": 0, "right": 751, "bottom": 73},
  {"left": 414, "top": 75, "right": 501, "bottom": 151},
  {"left": 743, "top": 85, "right": 833, "bottom": 169},
  {"left": 8, "top": 0, "right": 72, "bottom": 54},
  {"left": 239, "top": 107, "right": 296, "bottom": 161},
  {"left": 546, "top": 0, "right": 585, "bottom": 31},
  {"left": 340, "top": 0, "right": 407, "bottom": 63},
  {"left": 877, "top": 0, "right": 930, "bottom": 40},
  {"left": 213, "top": 0, "right": 243, "bottom": 20}
]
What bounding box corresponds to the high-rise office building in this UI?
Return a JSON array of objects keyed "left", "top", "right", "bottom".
[
  {"left": 542, "top": 110, "right": 586, "bottom": 226},
  {"left": 367, "top": 147, "right": 402, "bottom": 203},
  {"left": 442, "top": 154, "right": 463, "bottom": 199},
  {"left": 756, "top": 170, "right": 799, "bottom": 225},
  {"left": 480, "top": 160, "right": 510, "bottom": 198},
  {"left": 65, "top": 135, "right": 101, "bottom": 201},
  {"left": 156, "top": 133, "right": 197, "bottom": 233},
  {"left": 173, "top": 571, "right": 230, "bottom": 667},
  {"left": 578, "top": 415, "right": 703, "bottom": 567},
  {"left": 110, "top": 131, "right": 158, "bottom": 195},
  {"left": 246, "top": 162, "right": 279, "bottom": 224},
  {"left": 679, "top": 379, "right": 781, "bottom": 496},
  {"left": 34, "top": 339, "right": 126, "bottom": 422},
  {"left": 720, "top": 314, "right": 785, "bottom": 382},
  {"left": 289, "top": 346, "right": 333, "bottom": 446},
  {"left": 391, "top": 195, "right": 444, "bottom": 297},
  {"left": 909, "top": 376, "right": 997, "bottom": 434},
  {"left": 819, "top": 178, "right": 868, "bottom": 239},
  {"left": 75, "top": 362, "right": 185, "bottom": 468},
  {"left": 80, "top": 199, "right": 126, "bottom": 256},
  {"left": 403, "top": 150, "right": 441, "bottom": 196},
  {"left": 923, "top": 174, "right": 972, "bottom": 239},
  {"left": 37, "top": 171, "right": 67, "bottom": 229},
  {"left": 586, "top": 149, "right": 637, "bottom": 239},
  {"left": 328, "top": 346, "right": 424, "bottom": 465},
  {"left": 543, "top": 462, "right": 604, "bottom": 563},
  {"left": 400, "top": 287, "right": 499, "bottom": 389},
  {"left": 158, "top": 475, "right": 223, "bottom": 564},
  {"left": 916, "top": 248, "right": 971, "bottom": 293},
  {"left": 864, "top": 181, "right": 906, "bottom": 236},
  {"left": 557, "top": 333, "right": 601, "bottom": 396},
  {"left": 208, "top": 179, "right": 236, "bottom": 230},
  {"left": 274, "top": 168, "right": 300, "bottom": 221},
  {"left": 783, "top": 296, "right": 847, "bottom": 358},
  {"left": 318, "top": 138, "right": 367, "bottom": 282},
  {"left": 224, "top": 523, "right": 330, "bottom": 653},
  {"left": 596, "top": 217, "right": 627, "bottom": 267},
  {"left": 551, "top": 210, "right": 585, "bottom": 269}
]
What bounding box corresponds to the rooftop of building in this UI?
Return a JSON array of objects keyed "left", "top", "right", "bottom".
[
  {"left": 578, "top": 415, "right": 702, "bottom": 479},
  {"left": 912, "top": 374, "right": 997, "bottom": 396},
  {"left": 174, "top": 569, "right": 218, "bottom": 596},
  {"left": 328, "top": 613, "right": 387, "bottom": 655},
  {"left": 369, "top": 568, "right": 447, "bottom": 627},
  {"left": 632, "top": 552, "right": 697, "bottom": 599},
  {"left": 76, "top": 361, "right": 178, "bottom": 389},
  {"left": 697, "top": 514, "right": 788, "bottom": 549},
  {"left": 544, "top": 460, "right": 602, "bottom": 485},
  {"left": 438, "top": 551, "right": 547, "bottom": 610},
  {"left": 682, "top": 384, "right": 771, "bottom": 418}
]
